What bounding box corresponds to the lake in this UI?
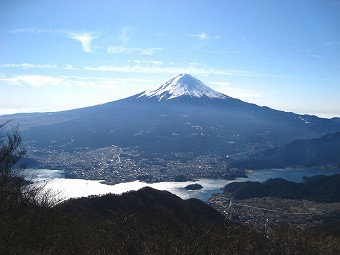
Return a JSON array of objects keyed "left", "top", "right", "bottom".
[{"left": 27, "top": 168, "right": 338, "bottom": 202}]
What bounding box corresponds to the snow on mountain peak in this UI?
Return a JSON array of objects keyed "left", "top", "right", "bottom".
[{"left": 138, "top": 73, "right": 228, "bottom": 100}]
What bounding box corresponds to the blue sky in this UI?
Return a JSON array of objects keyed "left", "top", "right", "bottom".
[{"left": 1, "top": 0, "right": 340, "bottom": 117}]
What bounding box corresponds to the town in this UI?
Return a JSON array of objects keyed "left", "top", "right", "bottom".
[
  {"left": 24, "top": 144, "right": 247, "bottom": 184},
  {"left": 208, "top": 193, "right": 340, "bottom": 230}
]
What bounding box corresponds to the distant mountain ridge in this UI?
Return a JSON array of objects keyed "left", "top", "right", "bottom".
[
  {"left": 232, "top": 132, "right": 340, "bottom": 169},
  {"left": 223, "top": 174, "right": 340, "bottom": 202}
]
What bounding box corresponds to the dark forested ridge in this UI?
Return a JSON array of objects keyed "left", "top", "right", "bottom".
[
  {"left": 223, "top": 174, "right": 340, "bottom": 202},
  {"left": 58, "top": 187, "right": 223, "bottom": 225},
  {"left": 3, "top": 185, "right": 340, "bottom": 255}
]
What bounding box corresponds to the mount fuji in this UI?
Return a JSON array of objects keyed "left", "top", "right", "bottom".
[{"left": 2, "top": 74, "right": 340, "bottom": 157}]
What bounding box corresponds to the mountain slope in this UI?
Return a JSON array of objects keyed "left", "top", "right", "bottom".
[{"left": 232, "top": 132, "right": 340, "bottom": 169}]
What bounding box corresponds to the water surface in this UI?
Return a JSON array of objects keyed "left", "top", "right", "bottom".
[{"left": 27, "top": 168, "right": 338, "bottom": 202}]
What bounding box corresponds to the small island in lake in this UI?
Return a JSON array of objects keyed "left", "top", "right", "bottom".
[{"left": 185, "top": 183, "right": 203, "bottom": 190}]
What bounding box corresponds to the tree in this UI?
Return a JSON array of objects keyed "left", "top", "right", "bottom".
[
  {"left": 0, "top": 121, "right": 27, "bottom": 206},
  {"left": 0, "top": 121, "right": 59, "bottom": 210}
]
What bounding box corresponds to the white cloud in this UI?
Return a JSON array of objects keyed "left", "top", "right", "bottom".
[
  {"left": 6, "top": 28, "right": 97, "bottom": 53},
  {"left": 0, "top": 74, "right": 153, "bottom": 90},
  {"left": 0, "top": 63, "right": 58, "bottom": 69},
  {"left": 68, "top": 32, "right": 96, "bottom": 53},
  {"left": 64, "top": 64, "right": 78, "bottom": 70},
  {"left": 191, "top": 33, "right": 208, "bottom": 40},
  {"left": 119, "top": 27, "right": 132, "bottom": 44},
  {"left": 107, "top": 46, "right": 131, "bottom": 54},
  {"left": 84, "top": 65, "right": 214, "bottom": 74},
  {"left": 133, "top": 60, "right": 163, "bottom": 65},
  {"left": 0, "top": 75, "right": 65, "bottom": 88},
  {"left": 8, "top": 28, "right": 54, "bottom": 34},
  {"left": 107, "top": 46, "right": 162, "bottom": 55},
  {"left": 84, "top": 64, "right": 257, "bottom": 77},
  {"left": 0, "top": 61, "right": 267, "bottom": 80}
]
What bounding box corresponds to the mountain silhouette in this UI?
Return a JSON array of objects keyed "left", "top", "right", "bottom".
[{"left": 58, "top": 187, "right": 224, "bottom": 225}]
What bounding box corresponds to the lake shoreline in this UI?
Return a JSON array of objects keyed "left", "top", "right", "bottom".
[{"left": 27, "top": 168, "right": 339, "bottom": 202}]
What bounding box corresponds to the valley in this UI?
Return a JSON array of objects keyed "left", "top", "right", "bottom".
[{"left": 209, "top": 174, "right": 340, "bottom": 235}]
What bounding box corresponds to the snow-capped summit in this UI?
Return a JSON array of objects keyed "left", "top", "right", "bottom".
[{"left": 138, "top": 74, "right": 228, "bottom": 100}]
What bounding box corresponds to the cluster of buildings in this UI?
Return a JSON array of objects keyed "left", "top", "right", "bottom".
[
  {"left": 208, "top": 194, "right": 340, "bottom": 230},
  {"left": 25, "top": 145, "right": 246, "bottom": 184}
]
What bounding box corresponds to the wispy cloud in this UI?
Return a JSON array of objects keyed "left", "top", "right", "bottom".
[
  {"left": 307, "top": 54, "right": 321, "bottom": 58},
  {"left": 84, "top": 64, "right": 256, "bottom": 77},
  {"left": 192, "top": 33, "right": 208, "bottom": 40},
  {"left": 0, "top": 63, "right": 81, "bottom": 71},
  {"left": 0, "top": 75, "right": 65, "bottom": 88},
  {"left": 107, "top": 46, "right": 162, "bottom": 55},
  {"left": 133, "top": 60, "right": 163, "bottom": 65},
  {"left": 119, "top": 27, "right": 133, "bottom": 44},
  {"left": 6, "top": 28, "right": 98, "bottom": 53},
  {"left": 68, "top": 32, "right": 96, "bottom": 53},
  {"left": 64, "top": 64, "right": 78, "bottom": 70},
  {"left": 0, "top": 74, "right": 153, "bottom": 90},
  {"left": 189, "top": 33, "right": 220, "bottom": 40},
  {"left": 7, "top": 28, "right": 55, "bottom": 34},
  {"left": 6, "top": 27, "right": 162, "bottom": 56},
  {"left": 0, "top": 61, "right": 278, "bottom": 79},
  {"left": 0, "top": 63, "right": 58, "bottom": 69}
]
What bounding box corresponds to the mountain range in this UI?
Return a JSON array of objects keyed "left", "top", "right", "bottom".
[{"left": 2, "top": 74, "right": 339, "bottom": 157}]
